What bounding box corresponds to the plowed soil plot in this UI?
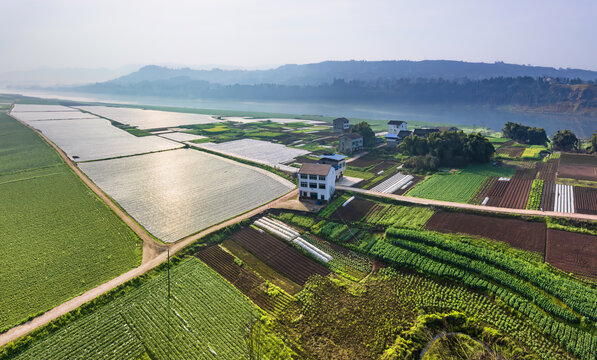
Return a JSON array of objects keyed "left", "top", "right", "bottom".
[
  {"left": 499, "top": 178, "right": 533, "bottom": 209},
  {"left": 541, "top": 182, "right": 556, "bottom": 211},
  {"left": 514, "top": 167, "right": 537, "bottom": 180},
  {"left": 348, "top": 154, "right": 382, "bottom": 168},
  {"left": 485, "top": 180, "right": 510, "bottom": 206},
  {"left": 469, "top": 177, "right": 498, "bottom": 204},
  {"left": 330, "top": 197, "right": 376, "bottom": 222},
  {"left": 393, "top": 175, "right": 424, "bottom": 195},
  {"left": 537, "top": 160, "right": 558, "bottom": 182},
  {"left": 574, "top": 186, "right": 597, "bottom": 215},
  {"left": 558, "top": 153, "right": 597, "bottom": 181},
  {"left": 425, "top": 212, "right": 546, "bottom": 254},
  {"left": 230, "top": 227, "right": 330, "bottom": 285},
  {"left": 496, "top": 146, "right": 525, "bottom": 157},
  {"left": 546, "top": 229, "right": 597, "bottom": 278},
  {"left": 196, "top": 245, "right": 292, "bottom": 313}
]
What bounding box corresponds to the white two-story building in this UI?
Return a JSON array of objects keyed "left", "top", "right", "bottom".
[
  {"left": 387, "top": 120, "right": 408, "bottom": 134},
  {"left": 298, "top": 163, "right": 335, "bottom": 202}
]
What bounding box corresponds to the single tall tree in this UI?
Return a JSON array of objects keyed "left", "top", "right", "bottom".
[{"left": 350, "top": 121, "right": 376, "bottom": 147}]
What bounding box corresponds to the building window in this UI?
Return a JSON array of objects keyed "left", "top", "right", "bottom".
[
  {"left": 309, "top": 175, "right": 317, "bottom": 180},
  {"left": 300, "top": 174, "right": 308, "bottom": 179},
  {"left": 319, "top": 184, "right": 326, "bottom": 189},
  {"left": 309, "top": 183, "right": 317, "bottom": 189},
  {"left": 300, "top": 182, "right": 307, "bottom": 187},
  {"left": 318, "top": 175, "right": 326, "bottom": 180}
]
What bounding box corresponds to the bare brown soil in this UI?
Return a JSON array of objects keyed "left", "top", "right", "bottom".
[
  {"left": 537, "top": 160, "right": 558, "bottom": 182},
  {"left": 574, "top": 186, "right": 597, "bottom": 215},
  {"left": 540, "top": 182, "right": 556, "bottom": 211},
  {"left": 514, "top": 167, "right": 538, "bottom": 180},
  {"left": 229, "top": 227, "right": 330, "bottom": 285},
  {"left": 546, "top": 229, "right": 597, "bottom": 278},
  {"left": 558, "top": 153, "right": 597, "bottom": 181},
  {"left": 485, "top": 180, "right": 510, "bottom": 206},
  {"left": 469, "top": 177, "right": 498, "bottom": 205},
  {"left": 196, "top": 245, "right": 293, "bottom": 313},
  {"left": 499, "top": 178, "right": 533, "bottom": 209},
  {"left": 330, "top": 197, "right": 376, "bottom": 222},
  {"left": 496, "top": 146, "right": 525, "bottom": 157},
  {"left": 424, "top": 212, "right": 546, "bottom": 254}
]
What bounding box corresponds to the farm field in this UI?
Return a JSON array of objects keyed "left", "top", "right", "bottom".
[
  {"left": 424, "top": 211, "right": 546, "bottom": 254},
  {"left": 195, "top": 245, "right": 294, "bottom": 314},
  {"left": 18, "top": 117, "right": 183, "bottom": 162},
  {"left": 0, "top": 112, "right": 61, "bottom": 174},
  {"left": 6, "top": 259, "right": 263, "bottom": 360},
  {"left": 498, "top": 178, "right": 532, "bottom": 209},
  {"left": 574, "top": 186, "right": 597, "bottom": 214},
  {"left": 75, "top": 105, "right": 220, "bottom": 129},
  {"left": 558, "top": 153, "right": 597, "bottom": 182},
  {"left": 157, "top": 131, "right": 206, "bottom": 142},
  {"left": 406, "top": 173, "right": 487, "bottom": 203},
  {"left": 196, "top": 138, "right": 310, "bottom": 167},
  {"left": 221, "top": 116, "right": 322, "bottom": 125},
  {"left": 79, "top": 149, "right": 294, "bottom": 242},
  {"left": 0, "top": 164, "right": 142, "bottom": 333},
  {"left": 10, "top": 104, "right": 77, "bottom": 112},
  {"left": 10, "top": 110, "right": 98, "bottom": 121},
  {"left": 227, "top": 227, "right": 330, "bottom": 285},
  {"left": 546, "top": 229, "right": 597, "bottom": 278}
]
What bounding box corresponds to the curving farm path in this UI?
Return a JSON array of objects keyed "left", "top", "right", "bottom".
[
  {"left": 337, "top": 186, "right": 597, "bottom": 221},
  {"left": 1, "top": 112, "right": 298, "bottom": 347}
]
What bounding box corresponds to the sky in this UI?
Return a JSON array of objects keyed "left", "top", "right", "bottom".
[{"left": 1, "top": 0, "right": 596, "bottom": 72}]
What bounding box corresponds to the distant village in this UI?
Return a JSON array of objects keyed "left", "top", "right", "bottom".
[{"left": 298, "top": 117, "right": 457, "bottom": 202}]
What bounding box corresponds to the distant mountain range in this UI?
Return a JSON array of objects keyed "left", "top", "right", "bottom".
[{"left": 105, "top": 60, "right": 597, "bottom": 86}]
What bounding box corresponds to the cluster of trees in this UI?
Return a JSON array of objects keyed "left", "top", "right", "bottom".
[
  {"left": 502, "top": 122, "right": 549, "bottom": 145},
  {"left": 399, "top": 131, "right": 495, "bottom": 171},
  {"left": 552, "top": 130, "right": 580, "bottom": 151}
]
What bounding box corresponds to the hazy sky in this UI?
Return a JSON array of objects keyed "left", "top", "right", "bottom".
[{"left": 2, "top": 0, "right": 596, "bottom": 72}]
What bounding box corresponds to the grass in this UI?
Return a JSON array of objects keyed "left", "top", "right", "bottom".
[
  {"left": 406, "top": 173, "right": 488, "bottom": 203},
  {"left": 0, "top": 113, "right": 142, "bottom": 332},
  {"left": 344, "top": 167, "right": 375, "bottom": 180},
  {"left": 6, "top": 258, "right": 271, "bottom": 360},
  {"left": 124, "top": 128, "right": 152, "bottom": 137},
  {"left": 522, "top": 146, "right": 547, "bottom": 160},
  {"left": 0, "top": 112, "right": 62, "bottom": 175}
]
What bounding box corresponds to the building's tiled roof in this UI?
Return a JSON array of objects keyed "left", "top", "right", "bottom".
[
  {"left": 318, "top": 154, "right": 347, "bottom": 161},
  {"left": 398, "top": 130, "right": 413, "bottom": 138},
  {"left": 388, "top": 120, "right": 406, "bottom": 125},
  {"left": 414, "top": 128, "right": 440, "bottom": 136},
  {"left": 333, "top": 117, "right": 349, "bottom": 122},
  {"left": 343, "top": 133, "right": 363, "bottom": 140},
  {"left": 298, "top": 163, "right": 333, "bottom": 176}
]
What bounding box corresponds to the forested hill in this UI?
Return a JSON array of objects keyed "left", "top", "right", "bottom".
[
  {"left": 107, "top": 60, "right": 597, "bottom": 86},
  {"left": 75, "top": 77, "right": 597, "bottom": 115}
]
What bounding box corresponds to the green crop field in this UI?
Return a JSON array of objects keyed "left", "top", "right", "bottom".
[
  {"left": 7, "top": 259, "right": 262, "bottom": 360},
  {"left": 0, "top": 112, "right": 61, "bottom": 175},
  {"left": 0, "top": 113, "right": 142, "bottom": 332},
  {"left": 364, "top": 203, "right": 434, "bottom": 229},
  {"left": 406, "top": 173, "right": 487, "bottom": 203},
  {"left": 406, "top": 164, "right": 515, "bottom": 203}
]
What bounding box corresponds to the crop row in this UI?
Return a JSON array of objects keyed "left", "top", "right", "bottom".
[
  {"left": 9, "top": 259, "right": 260, "bottom": 360},
  {"left": 385, "top": 228, "right": 597, "bottom": 322},
  {"left": 525, "top": 179, "right": 544, "bottom": 210},
  {"left": 369, "top": 241, "right": 596, "bottom": 360},
  {"left": 406, "top": 173, "right": 487, "bottom": 203},
  {"left": 363, "top": 203, "right": 433, "bottom": 229},
  {"left": 302, "top": 234, "right": 372, "bottom": 279}
]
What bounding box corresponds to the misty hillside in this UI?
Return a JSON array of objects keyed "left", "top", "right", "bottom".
[{"left": 106, "top": 60, "right": 597, "bottom": 86}]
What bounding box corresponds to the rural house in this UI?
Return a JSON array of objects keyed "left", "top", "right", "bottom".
[
  {"left": 413, "top": 128, "right": 440, "bottom": 138},
  {"left": 298, "top": 163, "right": 335, "bottom": 202},
  {"left": 338, "top": 133, "right": 363, "bottom": 154},
  {"left": 333, "top": 117, "right": 350, "bottom": 133},
  {"left": 387, "top": 120, "right": 407, "bottom": 134},
  {"left": 317, "top": 153, "right": 347, "bottom": 180},
  {"left": 386, "top": 130, "right": 414, "bottom": 148}
]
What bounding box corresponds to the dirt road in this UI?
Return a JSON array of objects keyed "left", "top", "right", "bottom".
[{"left": 338, "top": 186, "right": 597, "bottom": 221}]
